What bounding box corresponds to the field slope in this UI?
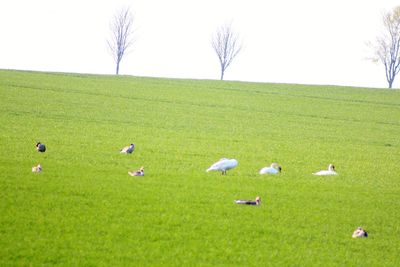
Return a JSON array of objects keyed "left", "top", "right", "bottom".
[{"left": 0, "top": 70, "right": 399, "bottom": 266}]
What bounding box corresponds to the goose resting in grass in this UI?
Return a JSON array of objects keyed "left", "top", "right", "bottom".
[
  {"left": 128, "top": 166, "right": 144, "bottom": 176},
  {"left": 313, "top": 164, "right": 338, "bottom": 176},
  {"left": 36, "top": 142, "right": 46, "bottom": 152},
  {"left": 235, "top": 196, "right": 261, "bottom": 205},
  {"left": 352, "top": 227, "right": 368, "bottom": 238},
  {"left": 120, "top": 143, "right": 135, "bottom": 154},
  {"left": 206, "top": 158, "right": 238, "bottom": 175},
  {"left": 32, "top": 164, "right": 42, "bottom": 173},
  {"left": 259, "top": 163, "right": 282, "bottom": 175}
]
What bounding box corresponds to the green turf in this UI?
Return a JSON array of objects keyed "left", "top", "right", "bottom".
[{"left": 0, "top": 69, "right": 399, "bottom": 266}]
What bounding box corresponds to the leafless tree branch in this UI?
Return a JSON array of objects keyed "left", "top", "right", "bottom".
[
  {"left": 212, "top": 24, "right": 243, "bottom": 80},
  {"left": 371, "top": 6, "right": 400, "bottom": 88},
  {"left": 107, "top": 7, "right": 135, "bottom": 75}
]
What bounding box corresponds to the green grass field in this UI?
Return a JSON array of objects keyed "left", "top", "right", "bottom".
[{"left": 0, "top": 69, "right": 399, "bottom": 266}]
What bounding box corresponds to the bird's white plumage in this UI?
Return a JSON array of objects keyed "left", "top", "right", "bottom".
[
  {"left": 206, "top": 158, "right": 238, "bottom": 174},
  {"left": 259, "top": 163, "right": 281, "bottom": 174},
  {"left": 313, "top": 164, "right": 337, "bottom": 176}
]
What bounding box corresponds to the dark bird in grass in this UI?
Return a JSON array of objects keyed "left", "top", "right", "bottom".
[
  {"left": 120, "top": 143, "right": 135, "bottom": 154},
  {"left": 36, "top": 142, "right": 46, "bottom": 152}
]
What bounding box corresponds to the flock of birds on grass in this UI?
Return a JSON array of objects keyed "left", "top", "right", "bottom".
[
  {"left": 205, "top": 157, "right": 337, "bottom": 176},
  {"left": 32, "top": 141, "right": 368, "bottom": 238}
]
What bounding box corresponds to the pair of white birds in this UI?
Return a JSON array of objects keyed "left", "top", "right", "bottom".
[
  {"left": 206, "top": 158, "right": 281, "bottom": 175},
  {"left": 206, "top": 158, "right": 338, "bottom": 176}
]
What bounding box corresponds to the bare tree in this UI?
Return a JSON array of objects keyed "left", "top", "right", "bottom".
[
  {"left": 107, "top": 7, "right": 135, "bottom": 75},
  {"left": 371, "top": 6, "right": 400, "bottom": 88},
  {"left": 212, "top": 24, "right": 243, "bottom": 80}
]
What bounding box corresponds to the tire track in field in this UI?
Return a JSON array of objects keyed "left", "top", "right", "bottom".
[
  {"left": 209, "top": 86, "right": 400, "bottom": 108},
  {"left": 3, "top": 83, "right": 400, "bottom": 127}
]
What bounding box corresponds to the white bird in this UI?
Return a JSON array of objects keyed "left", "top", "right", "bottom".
[
  {"left": 206, "top": 158, "right": 238, "bottom": 175},
  {"left": 313, "top": 164, "right": 338, "bottom": 176},
  {"left": 120, "top": 143, "right": 135, "bottom": 154},
  {"left": 128, "top": 166, "right": 144, "bottom": 176},
  {"left": 259, "top": 163, "right": 282, "bottom": 175},
  {"left": 32, "top": 164, "right": 42, "bottom": 173}
]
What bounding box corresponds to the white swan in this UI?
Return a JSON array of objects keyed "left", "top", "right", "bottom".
[
  {"left": 120, "top": 143, "right": 135, "bottom": 154},
  {"left": 206, "top": 158, "right": 238, "bottom": 175},
  {"left": 313, "top": 164, "right": 337, "bottom": 176},
  {"left": 259, "top": 163, "right": 281, "bottom": 174}
]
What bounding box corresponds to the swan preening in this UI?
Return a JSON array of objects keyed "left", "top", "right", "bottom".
[
  {"left": 313, "top": 164, "right": 338, "bottom": 176},
  {"left": 352, "top": 227, "right": 368, "bottom": 238},
  {"left": 120, "top": 143, "right": 135, "bottom": 154},
  {"left": 128, "top": 166, "right": 144, "bottom": 176},
  {"left": 206, "top": 158, "right": 238, "bottom": 175},
  {"left": 32, "top": 164, "right": 42, "bottom": 173},
  {"left": 235, "top": 196, "right": 261, "bottom": 205},
  {"left": 36, "top": 142, "right": 46, "bottom": 152},
  {"left": 259, "top": 163, "right": 281, "bottom": 175}
]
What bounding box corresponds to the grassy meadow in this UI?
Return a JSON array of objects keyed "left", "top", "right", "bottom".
[{"left": 0, "top": 69, "right": 399, "bottom": 266}]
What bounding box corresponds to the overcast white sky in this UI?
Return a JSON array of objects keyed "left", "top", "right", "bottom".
[{"left": 0, "top": 0, "right": 399, "bottom": 88}]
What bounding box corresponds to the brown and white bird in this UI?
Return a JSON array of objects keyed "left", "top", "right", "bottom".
[
  {"left": 32, "top": 164, "right": 42, "bottom": 173},
  {"left": 352, "top": 227, "right": 368, "bottom": 238},
  {"left": 235, "top": 196, "right": 261, "bottom": 205},
  {"left": 128, "top": 166, "right": 144, "bottom": 176},
  {"left": 120, "top": 143, "right": 135, "bottom": 154}
]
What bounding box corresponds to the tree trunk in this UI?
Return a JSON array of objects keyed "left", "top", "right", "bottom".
[
  {"left": 116, "top": 62, "right": 120, "bottom": 75},
  {"left": 220, "top": 69, "right": 224, "bottom": 80}
]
